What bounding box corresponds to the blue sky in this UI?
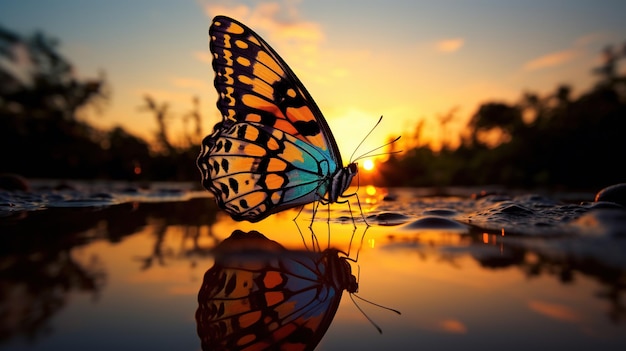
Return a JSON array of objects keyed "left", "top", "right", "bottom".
[{"left": 2, "top": 0, "right": 625, "bottom": 154}]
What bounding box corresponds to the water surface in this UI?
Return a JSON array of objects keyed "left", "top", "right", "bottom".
[{"left": 1, "top": 182, "right": 625, "bottom": 350}]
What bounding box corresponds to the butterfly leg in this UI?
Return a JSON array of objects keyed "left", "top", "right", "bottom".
[
  {"left": 337, "top": 192, "right": 369, "bottom": 227},
  {"left": 347, "top": 225, "right": 369, "bottom": 263},
  {"left": 344, "top": 200, "right": 358, "bottom": 228},
  {"left": 309, "top": 196, "right": 322, "bottom": 228},
  {"left": 331, "top": 196, "right": 357, "bottom": 228},
  {"left": 353, "top": 192, "right": 370, "bottom": 226},
  {"left": 294, "top": 220, "right": 321, "bottom": 252},
  {"left": 348, "top": 168, "right": 370, "bottom": 225},
  {"left": 316, "top": 196, "right": 340, "bottom": 228},
  {"left": 345, "top": 225, "right": 358, "bottom": 258},
  {"left": 293, "top": 205, "right": 305, "bottom": 221},
  {"left": 293, "top": 201, "right": 321, "bottom": 229},
  {"left": 311, "top": 189, "right": 336, "bottom": 227},
  {"left": 307, "top": 221, "right": 324, "bottom": 251},
  {"left": 326, "top": 200, "right": 332, "bottom": 224}
]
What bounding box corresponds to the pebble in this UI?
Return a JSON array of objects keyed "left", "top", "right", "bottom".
[
  {"left": 400, "top": 215, "right": 469, "bottom": 233},
  {"left": 0, "top": 174, "right": 30, "bottom": 191},
  {"left": 595, "top": 183, "right": 626, "bottom": 207},
  {"left": 368, "top": 212, "right": 410, "bottom": 226}
]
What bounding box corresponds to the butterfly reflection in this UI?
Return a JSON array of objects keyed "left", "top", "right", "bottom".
[{"left": 196, "top": 229, "right": 357, "bottom": 351}]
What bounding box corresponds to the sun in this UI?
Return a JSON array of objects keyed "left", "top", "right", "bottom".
[{"left": 363, "top": 159, "right": 375, "bottom": 171}]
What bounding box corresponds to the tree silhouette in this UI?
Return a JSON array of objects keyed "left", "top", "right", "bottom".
[
  {"left": 0, "top": 25, "right": 113, "bottom": 179},
  {"left": 593, "top": 42, "right": 626, "bottom": 87},
  {"left": 381, "top": 40, "right": 626, "bottom": 189},
  {"left": 3, "top": 22, "right": 624, "bottom": 188},
  {"left": 0, "top": 24, "right": 201, "bottom": 181},
  {"left": 467, "top": 103, "right": 523, "bottom": 147},
  {"left": 0, "top": 25, "right": 108, "bottom": 121},
  {"left": 436, "top": 106, "right": 458, "bottom": 150},
  {"left": 182, "top": 96, "right": 202, "bottom": 147},
  {"left": 140, "top": 95, "right": 176, "bottom": 155}
]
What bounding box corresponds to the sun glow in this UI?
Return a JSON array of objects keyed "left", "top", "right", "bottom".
[{"left": 363, "top": 159, "right": 374, "bottom": 171}]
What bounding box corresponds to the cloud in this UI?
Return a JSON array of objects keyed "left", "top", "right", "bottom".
[
  {"left": 521, "top": 32, "right": 606, "bottom": 72},
  {"left": 523, "top": 49, "right": 577, "bottom": 71},
  {"left": 203, "top": 3, "right": 251, "bottom": 22},
  {"left": 528, "top": 300, "right": 581, "bottom": 323},
  {"left": 436, "top": 38, "right": 464, "bottom": 53},
  {"left": 197, "top": 0, "right": 326, "bottom": 78},
  {"left": 574, "top": 32, "right": 606, "bottom": 47},
  {"left": 202, "top": 1, "right": 324, "bottom": 45},
  {"left": 193, "top": 51, "right": 212, "bottom": 65}
]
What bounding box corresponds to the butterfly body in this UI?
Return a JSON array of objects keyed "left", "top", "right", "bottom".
[
  {"left": 197, "top": 16, "right": 357, "bottom": 222},
  {"left": 196, "top": 230, "right": 357, "bottom": 351}
]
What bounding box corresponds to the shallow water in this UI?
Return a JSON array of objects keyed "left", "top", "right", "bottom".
[{"left": 1, "top": 181, "right": 625, "bottom": 350}]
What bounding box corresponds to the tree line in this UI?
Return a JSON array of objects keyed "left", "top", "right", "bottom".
[
  {"left": 1, "top": 24, "right": 624, "bottom": 189},
  {"left": 0, "top": 25, "right": 200, "bottom": 181},
  {"left": 378, "top": 43, "right": 626, "bottom": 190}
]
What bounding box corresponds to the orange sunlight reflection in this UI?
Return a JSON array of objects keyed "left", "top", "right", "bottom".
[
  {"left": 528, "top": 300, "right": 582, "bottom": 323},
  {"left": 62, "top": 190, "right": 623, "bottom": 349},
  {"left": 437, "top": 319, "right": 468, "bottom": 334},
  {"left": 365, "top": 185, "right": 377, "bottom": 196}
]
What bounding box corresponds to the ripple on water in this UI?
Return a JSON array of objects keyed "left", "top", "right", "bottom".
[
  {"left": 0, "top": 180, "right": 209, "bottom": 215},
  {"left": 422, "top": 208, "right": 458, "bottom": 217},
  {"left": 398, "top": 215, "right": 469, "bottom": 234},
  {"left": 367, "top": 212, "right": 411, "bottom": 226}
]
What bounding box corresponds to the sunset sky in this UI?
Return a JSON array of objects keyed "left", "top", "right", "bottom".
[{"left": 2, "top": 0, "right": 625, "bottom": 160}]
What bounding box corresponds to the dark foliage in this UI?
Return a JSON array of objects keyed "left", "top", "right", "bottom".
[
  {"left": 0, "top": 25, "right": 200, "bottom": 181},
  {"left": 379, "top": 42, "right": 626, "bottom": 190},
  {"left": 1, "top": 24, "right": 624, "bottom": 189}
]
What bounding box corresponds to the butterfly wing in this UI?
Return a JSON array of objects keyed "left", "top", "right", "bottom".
[
  {"left": 199, "top": 120, "right": 337, "bottom": 222},
  {"left": 196, "top": 230, "right": 356, "bottom": 351},
  {"left": 197, "top": 16, "right": 347, "bottom": 222},
  {"left": 208, "top": 15, "right": 342, "bottom": 163}
]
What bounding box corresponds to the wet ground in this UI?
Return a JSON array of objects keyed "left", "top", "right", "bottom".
[{"left": 1, "top": 181, "right": 625, "bottom": 350}]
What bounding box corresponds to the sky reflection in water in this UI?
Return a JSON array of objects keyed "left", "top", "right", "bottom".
[{"left": 1, "top": 187, "right": 625, "bottom": 351}]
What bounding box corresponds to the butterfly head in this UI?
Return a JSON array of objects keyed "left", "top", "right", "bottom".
[
  {"left": 327, "top": 163, "right": 358, "bottom": 203},
  {"left": 324, "top": 250, "right": 358, "bottom": 294},
  {"left": 348, "top": 162, "right": 358, "bottom": 175},
  {"left": 345, "top": 263, "right": 358, "bottom": 294}
]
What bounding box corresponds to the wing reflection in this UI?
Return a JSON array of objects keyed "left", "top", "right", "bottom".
[{"left": 196, "top": 229, "right": 357, "bottom": 351}]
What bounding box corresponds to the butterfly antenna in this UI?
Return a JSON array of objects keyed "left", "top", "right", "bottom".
[
  {"left": 349, "top": 293, "right": 401, "bottom": 334},
  {"left": 349, "top": 294, "right": 383, "bottom": 334},
  {"left": 349, "top": 116, "right": 384, "bottom": 163},
  {"left": 353, "top": 293, "right": 402, "bottom": 315},
  {"left": 352, "top": 135, "right": 402, "bottom": 163}
]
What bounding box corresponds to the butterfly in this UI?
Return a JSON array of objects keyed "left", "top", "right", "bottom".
[
  {"left": 196, "top": 229, "right": 358, "bottom": 351},
  {"left": 197, "top": 15, "right": 358, "bottom": 222}
]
